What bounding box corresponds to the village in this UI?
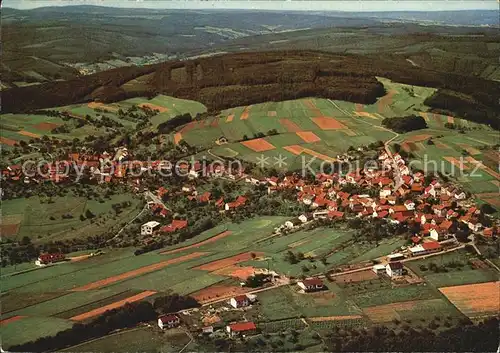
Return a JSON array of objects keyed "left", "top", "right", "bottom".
[{"left": 8, "top": 143, "right": 497, "bottom": 343}]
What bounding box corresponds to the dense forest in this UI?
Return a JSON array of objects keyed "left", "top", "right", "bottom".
[{"left": 382, "top": 115, "right": 428, "bottom": 133}]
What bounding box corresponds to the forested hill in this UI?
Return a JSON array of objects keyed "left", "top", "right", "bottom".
[{"left": 3, "top": 51, "right": 500, "bottom": 128}]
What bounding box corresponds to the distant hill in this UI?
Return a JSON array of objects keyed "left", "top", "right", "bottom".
[{"left": 3, "top": 6, "right": 498, "bottom": 88}]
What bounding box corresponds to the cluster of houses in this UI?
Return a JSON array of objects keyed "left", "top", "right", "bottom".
[
  {"left": 255, "top": 152, "right": 495, "bottom": 242},
  {"left": 140, "top": 219, "right": 189, "bottom": 236},
  {"left": 156, "top": 281, "right": 330, "bottom": 338}
]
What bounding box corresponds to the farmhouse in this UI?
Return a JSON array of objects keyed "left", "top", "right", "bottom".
[
  {"left": 409, "top": 241, "right": 442, "bottom": 256},
  {"left": 160, "top": 219, "right": 188, "bottom": 233},
  {"left": 386, "top": 261, "right": 404, "bottom": 277},
  {"left": 141, "top": 221, "right": 161, "bottom": 236},
  {"left": 35, "top": 253, "right": 65, "bottom": 266},
  {"left": 226, "top": 322, "right": 257, "bottom": 337},
  {"left": 158, "top": 314, "right": 180, "bottom": 329},
  {"left": 430, "top": 228, "right": 445, "bottom": 241},
  {"left": 230, "top": 295, "right": 250, "bottom": 308},
  {"left": 225, "top": 196, "right": 247, "bottom": 211},
  {"left": 297, "top": 278, "right": 325, "bottom": 292}
]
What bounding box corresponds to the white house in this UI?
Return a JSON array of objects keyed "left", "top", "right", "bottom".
[
  {"left": 230, "top": 295, "right": 250, "bottom": 308},
  {"left": 404, "top": 200, "right": 415, "bottom": 211},
  {"left": 379, "top": 187, "right": 392, "bottom": 198},
  {"left": 429, "top": 228, "right": 443, "bottom": 241},
  {"left": 158, "top": 315, "right": 180, "bottom": 329},
  {"left": 386, "top": 262, "right": 404, "bottom": 277},
  {"left": 372, "top": 264, "right": 386, "bottom": 274},
  {"left": 226, "top": 322, "right": 257, "bottom": 337},
  {"left": 297, "top": 278, "right": 325, "bottom": 292},
  {"left": 298, "top": 214, "right": 308, "bottom": 223},
  {"left": 284, "top": 218, "right": 302, "bottom": 229},
  {"left": 141, "top": 221, "right": 160, "bottom": 236}
]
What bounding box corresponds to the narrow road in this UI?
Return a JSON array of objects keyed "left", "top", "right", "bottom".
[
  {"left": 107, "top": 203, "right": 148, "bottom": 243},
  {"left": 178, "top": 328, "right": 193, "bottom": 353},
  {"left": 145, "top": 191, "right": 170, "bottom": 212},
  {"left": 406, "top": 58, "right": 419, "bottom": 67}
]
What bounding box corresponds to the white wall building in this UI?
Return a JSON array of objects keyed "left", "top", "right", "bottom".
[{"left": 141, "top": 221, "right": 160, "bottom": 236}]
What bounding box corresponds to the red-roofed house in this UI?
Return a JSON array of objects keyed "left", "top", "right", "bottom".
[
  {"left": 422, "top": 241, "right": 441, "bottom": 251},
  {"left": 161, "top": 219, "right": 188, "bottom": 233},
  {"left": 297, "top": 278, "right": 325, "bottom": 292},
  {"left": 226, "top": 322, "right": 257, "bottom": 337},
  {"left": 328, "top": 210, "right": 344, "bottom": 219},
  {"left": 198, "top": 192, "right": 211, "bottom": 203},
  {"left": 225, "top": 196, "right": 247, "bottom": 211},
  {"left": 36, "top": 253, "right": 65, "bottom": 266},
  {"left": 230, "top": 295, "right": 250, "bottom": 308},
  {"left": 158, "top": 315, "right": 180, "bottom": 329},
  {"left": 386, "top": 262, "right": 404, "bottom": 277},
  {"left": 215, "top": 197, "right": 225, "bottom": 208}
]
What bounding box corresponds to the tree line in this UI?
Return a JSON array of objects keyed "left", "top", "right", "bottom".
[{"left": 8, "top": 294, "right": 200, "bottom": 352}]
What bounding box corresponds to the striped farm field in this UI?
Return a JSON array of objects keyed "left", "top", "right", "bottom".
[
  {"left": 191, "top": 285, "right": 249, "bottom": 304},
  {"left": 377, "top": 89, "right": 397, "bottom": 114},
  {"left": 138, "top": 103, "right": 169, "bottom": 113},
  {"left": 160, "top": 231, "right": 232, "bottom": 255},
  {"left": 240, "top": 106, "right": 251, "bottom": 120},
  {"left": 1, "top": 315, "right": 26, "bottom": 326},
  {"left": 354, "top": 111, "right": 377, "bottom": 119},
  {"left": 309, "top": 315, "right": 363, "bottom": 322},
  {"left": 174, "top": 132, "right": 182, "bottom": 144},
  {"left": 283, "top": 145, "right": 336, "bottom": 162},
  {"left": 439, "top": 281, "right": 500, "bottom": 318},
  {"left": 70, "top": 290, "right": 157, "bottom": 321},
  {"left": 88, "top": 102, "right": 119, "bottom": 112},
  {"left": 72, "top": 252, "right": 208, "bottom": 291},
  {"left": 241, "top": 138, "right": 275, "bottom": 152},
  {"left": 279, "top": 118, "right": 302, "bottom": 132},
  {"left": 362, "top": 298, "right": 460, "bottom": 323},
  {"left": 311, "top": 117, "right": 347, "bottom": 130},
  {"left": 444, "top": 156, "right": 470, "bottom": 170},
  {"left": 458, "top": 144, "right": 481, "bottom": 155},
  {"left": 18, "top": 130, "right": 40, "bottom": 138},
  {"left": 0, "top": 136, "right": 18, "bottom": 146},
  {"left": 33, "top": 122, "right": 60, "bottom": 131},
  {"left": 405, "top": 134, "right": 432, "bottom": 142},
  {"left": 296, "top": 131, "right": 321, "bottom": 143},
  {"left": 195, "top": 251, "right": 264, "bottom": 272}
]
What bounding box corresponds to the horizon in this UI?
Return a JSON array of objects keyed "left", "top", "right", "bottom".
[{"left": 5, "top": 0, "right": 498, "bottom": 12}]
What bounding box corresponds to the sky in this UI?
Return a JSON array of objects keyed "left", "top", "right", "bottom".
[{"left": 5, "top": 0, "right": 498, "bottom": 11}]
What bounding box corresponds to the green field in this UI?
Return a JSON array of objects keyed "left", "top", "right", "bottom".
[
  {"left": 424, "top": 269, "right": 499, "bottom": 288},
  {"left": 405, "top": 249, "right": 476, "bottom": 277},
  {"left": 352, "top": 284, "right": 438, "bottom": 307},
  {"left": 0, "top": 94, "right": 207, "bottom": 148},
  {"left": 61, "top": 327, "right": 191, "bottom": 353},
  {"left": 1, "top": 316, "right": 74, "bottom": 348},
  {"left": 1, "top": 193, "right": 141, "bottom": 242}
]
